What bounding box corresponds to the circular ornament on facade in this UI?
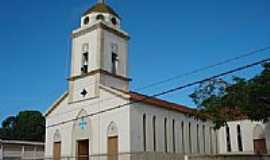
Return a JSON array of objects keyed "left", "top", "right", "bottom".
[
  {"left": 84, "top": 17, "right": 90, "bottom": 25},
  {"left": 111, "top": 17, "right": 117, "bottom": 25}
]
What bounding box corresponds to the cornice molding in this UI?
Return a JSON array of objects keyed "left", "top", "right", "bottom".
[
  {"left": 72, "top": 22, "right": 130, "bottom": 40},
  {"left": 67, "top": 69, "right": 132, "bottom": 82}
]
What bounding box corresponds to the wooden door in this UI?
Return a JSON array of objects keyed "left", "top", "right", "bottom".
[
  {"left": 108, "top": 136, "right": 118, "bottom": 160},
  {"left": 53, "top": 142, "right": 61, "bottom": 160},
  {"left": 254, "top": 139, "right": 267, "bottom": 154},
  {"left": 77, "top": 140, "right": 89, "bottom": 160}
]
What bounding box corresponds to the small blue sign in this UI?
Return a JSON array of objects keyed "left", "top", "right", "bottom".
[{"left": 79, "top": 117, "right": 87, "bottom": 129}]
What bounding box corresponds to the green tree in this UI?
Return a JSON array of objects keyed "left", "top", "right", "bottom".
[
  {"left": 190, "top": 62, "right": 270, "bottom": 129},
  {"left": 0, "top": 110, "right": 45, "bottom": 142}
]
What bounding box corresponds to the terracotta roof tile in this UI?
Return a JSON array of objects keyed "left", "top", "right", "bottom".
[{"left": 129, "top": 91, "right": 194, "bottom": 115}]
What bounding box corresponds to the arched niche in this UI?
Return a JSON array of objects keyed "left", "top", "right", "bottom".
[
  {"left": 107, "top": 121, "right": 118, "bottom": 137},
  {"left": 54, "top": 129, "right": 61, "bottom": 142},
  {"left": 107, "top": 121, "right": 119, "bottom": 160},
  {"left": 72, "top": 109, "right": 92, "bottom": 140},
  {"left": 71, "top": 109, "right": 92, "bottom": 157}
]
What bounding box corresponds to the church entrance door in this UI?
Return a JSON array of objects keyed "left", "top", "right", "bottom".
[
  {"left": 254, "top": 139, "right": 267, "bottom": 154},
  {"left": 53, "top": 142, "right": 61, "bottom": 160},
  {"left": 108, "top": 136, "right": 118, "bottom": 160},
  {"left": 77, "top": 139, "right": 89, "bottom": 160}
]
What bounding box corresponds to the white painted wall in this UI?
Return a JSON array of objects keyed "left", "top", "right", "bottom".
[
  {"left": 130, "top": 103, "right": 218, "bottom": 155},
  {"left": 218, "top": 120, "right": 270, "bottom": 154},
  {"left": 45, "top": 87, "right": 131, "bottom": 157}
]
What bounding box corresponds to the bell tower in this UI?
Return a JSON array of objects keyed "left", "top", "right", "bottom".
[{"left": 68, "top": 1, "right": 130, "bottom": 103}]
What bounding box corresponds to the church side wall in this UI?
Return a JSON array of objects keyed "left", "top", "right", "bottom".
[
  {"left": 130, "top": 103, "right": 218, "bottom": 155},
  {"left": 218, "top": 120, "right": 270, "bottom": 154}
]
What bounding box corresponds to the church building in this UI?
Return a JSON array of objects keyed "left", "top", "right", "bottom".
[
  {"left": 45, "top": 1, "right": 217, "bottom": 159},
  {"left": 44, "top": 1, "right": 269, "bottom": 159}
]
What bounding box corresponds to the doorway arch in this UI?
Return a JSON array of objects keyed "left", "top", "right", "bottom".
[
  {"left": 71, "top": 109, "right": 92, "bottom": 160},
  {"left": 107, "top": 121, "right": 118, "bottom": 160}
]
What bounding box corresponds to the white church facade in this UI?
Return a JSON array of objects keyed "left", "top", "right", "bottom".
[{"left": 45, "top": 1, "right": 269, "bottom": 159}]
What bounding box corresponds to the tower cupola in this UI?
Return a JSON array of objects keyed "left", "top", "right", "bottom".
[{"left": 81, "top": 1, "right": 121, "bottom": 28}]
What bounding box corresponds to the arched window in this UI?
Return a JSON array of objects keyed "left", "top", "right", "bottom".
[
  {"left": 172, "top": 119, "right": 176, "bottom": 153},
  {"left": 81, "top": 43, "right": 89, "bottom": 74},
  {"left": 96, "top": 14, "right": 105, "bottom": 21},
  {"left": 143, "top": 114, "right": 147, "bottom": 151},
  {"left": 189, "top": 122, "right": 192, "bottom": 154},
  {"left": 111, "top": 43, "right": 119, "bottom": 74},
  {"left": 237, "top": 125, "right": 243, "bottom": 152},
  {"left": 226, "top": 126, "right": 232, "bottom": 152},
  {"left": 181, "top": 121, "right": 185, "bottom": 153},
  {"left": 83, "top": 16, "right": 90, "bottom": 25},
  {"left": 153, "top": 116, "right": 156, "bottom": 152},
  {"left": 202, "top": 125, "right": 206, "bottom": 153},
  {"left": 197, "top": 124, "right": 200, "bottom": 154},
  {"left": 111, "top": 17, "right": 117, "bottom": 25},
  {"left": 164, "top": 118, "right": 168, "bottom": 152}
]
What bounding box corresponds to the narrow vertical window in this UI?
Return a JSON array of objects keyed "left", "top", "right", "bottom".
[
  {"left": 143, "top": 114, "right": 146, "bottom": 151},
  {"left": 189, "top": 122, "right": 192, "bottom": 154},
  {"left": 111, "top": 44, "right": 119, "bottom": 74},
  {"left": 172, "top": 119, "right": 176, "bottom": 153},
  {"left": 226, "top": 126, "right": 231, "bottom": 152},
  {"left": 164, "top": 118, "right": 167, "bottom": 152},
  {"left": 203, "top": 125, "right": 206, "bottom": 153},
  {"left": 181, "top": 121, "right": 185, "bottom": 153},
  {"left": 153, "top": 116, "right": 156, "bottom": 152},
  {"left": 237, "top": 125, "right": 243, "bottom": 152},
  {"left": 215, "top": 130, "right": 218, "bottom": 154},
  {"left": 81, "top": 44, "right": 89, "bottom": 74},
  {"left": 197, "top": 124, "right": 200, "bottom": 154}
]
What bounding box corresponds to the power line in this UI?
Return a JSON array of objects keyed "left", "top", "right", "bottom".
[
  {"left": 5, "top": 46, "right": 270, "bottom": 104},
  {"left": 46, "top": 57, "right": 270, "bottom": 128},
  {"left": 135, "top": 46, "right": 270, "bottom": 91},
  {"left": 45, "top": 46, "right": 270, "bottom": 119}
]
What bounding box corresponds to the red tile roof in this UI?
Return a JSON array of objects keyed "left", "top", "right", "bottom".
[{"left": 129, "top": 91, "right": 194, "bottom": 115}]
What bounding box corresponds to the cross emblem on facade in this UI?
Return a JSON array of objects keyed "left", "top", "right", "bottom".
[{"left": 79, "top": 117, "right": 87, "bottom": 129}]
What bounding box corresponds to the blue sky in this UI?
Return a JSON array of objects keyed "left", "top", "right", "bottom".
[{"left": 0, "top": 0, "right": 270, "bottom": 121}]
